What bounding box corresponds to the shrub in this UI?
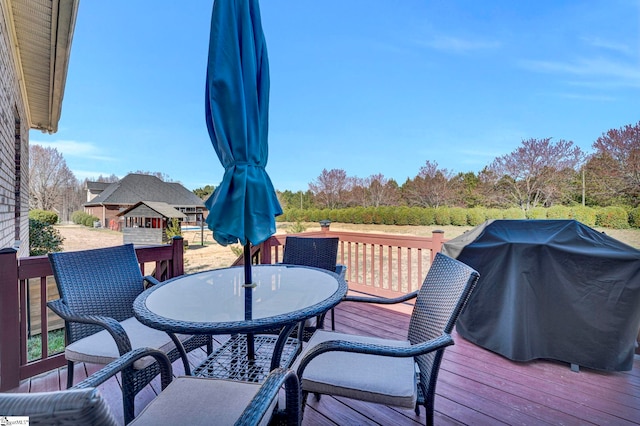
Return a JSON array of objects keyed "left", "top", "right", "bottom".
[
  {"left": 467, "top": 208, "right": 487, "bottom": 226},
  {"left": 83, "top": 214, "right": 99, "bottom": 227},
  {"left": 503, "top": 208, "right": 526, "bottom": 219},
  {"left": 71, "top": 211, "right": 89, "bottom": 225},
  {"left": 434, "top": 207, "right": 451, "bottom": 226},
  {"left": 485, "top": 208, "right": 504, "bottom": 220},
  {"left": 166, "top": 218, "right": 182, "bottom": 239},
  {"left": 418, "top": 208, "right": 436, "bottom": 226},
  {"left": 546, "top": 205, "right": 571, "bottom": 219},
  {"left": 571, "top": 206, "right": 597, "bottom": 227},
  {"left": 596, "top": 206, "right": 630, "bottom": 229},
  {"left": 629, "top": 207, "right": 640, "bottom": 228},
  {"left": 379, "top": 206, "right": 396, "bottom": 225},
  {"left": 526, "top": 207, "right": 546, "bottom": 219},
  {"left": 449, "top": 207, "right": 468, "bottom": 226},
  {"left": 287, "top": 221, "right": 307, "bottom": 233},
  {"left": 394, "top": 207, "right": 410, "bottom": 225},
  {"left": 406, "top": 207, "right": 423, "bottom": 226},
  {"left": 29, "top": 219, "right": 64, "bottom": 256},
  {"left": 29, "top": 209, "right": 58, "bottom": 225}
]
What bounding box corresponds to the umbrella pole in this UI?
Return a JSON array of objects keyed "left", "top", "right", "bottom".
[{"left": 243, "top": 242, "right": 255, "bottom": 361}]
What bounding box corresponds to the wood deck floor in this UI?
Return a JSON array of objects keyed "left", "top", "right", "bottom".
[{"left": 10, "top": 302, "right": 640, "bottom": 425}]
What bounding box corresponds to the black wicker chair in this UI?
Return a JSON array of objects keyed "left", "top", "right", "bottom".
[
  {"left": 282, "top": 236, "right": 345, "bottom": 332},
  {"left": 46, "top": 244, "right": 212, "bottom": 423},
  {"left": 294, "top": 252, "right": 480, "bottom": 426},
  {"left": 0, "top": 348, "right": 301, "bottom": 426}
]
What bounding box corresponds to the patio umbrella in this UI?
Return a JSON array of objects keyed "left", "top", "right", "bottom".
[{"left": 204, "top": 0, "right": 282, "bottom": 317}]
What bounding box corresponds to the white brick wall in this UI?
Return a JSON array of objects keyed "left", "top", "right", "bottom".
[{"left": 0, "top": 8, "right": 30, "bottom": 257}]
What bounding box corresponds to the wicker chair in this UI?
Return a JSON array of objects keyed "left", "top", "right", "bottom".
[
  {"left": 47, "top": 244, "right": 212, "bottom": 423},
  {"left": 0, "top": 348, "right": 301, "bottom": 426},
  {"left": 294, "top": 252, "right": 480, "bottom": 426},
  {"left": 282, "top": 236, "right": 345, "bottom": 332}
]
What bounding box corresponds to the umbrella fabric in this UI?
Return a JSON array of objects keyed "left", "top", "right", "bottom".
[{"left": 204, "top": 0, "right": 282, "bottom": 247}]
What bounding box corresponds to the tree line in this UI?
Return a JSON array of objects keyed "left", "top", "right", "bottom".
[
  {"left": 29, "top": 121, "right": 639, "bottom": 223},
  {"left": 279, "top": 121, "right": 640, "bottom": 212}
]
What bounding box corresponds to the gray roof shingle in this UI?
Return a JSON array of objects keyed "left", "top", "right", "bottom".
[{"left": 84, "top": 174, "right": 204, "bottom": 207}]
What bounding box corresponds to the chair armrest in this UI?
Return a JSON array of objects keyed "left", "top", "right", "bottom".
[
  {"left": 143, "top": 275, "right": 161, "bottom": 289},
  {"left": 297, "top": 333, "right": 454, "bottom": 379},
  {"left": 235, "top": 368, "right": 300, "bottom": 426},
  {"left": 47, "top": 299, "right": 133, "bottom": 355},
  {"left": 343, "top": 290, "right": 419, "bottom": 305},
  {"left": 73, "top": 347, "right": 173, "bottom": 391}
]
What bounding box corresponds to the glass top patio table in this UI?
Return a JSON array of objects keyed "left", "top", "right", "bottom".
[
  {"left": 134, "top": 264, "right": 347, "bottom": 334},
  {"left": 133, "top": 264, "right": 347, "bottom": 382}
]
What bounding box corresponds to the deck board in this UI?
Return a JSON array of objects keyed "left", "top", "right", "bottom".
[{"left": 6, "top": 302, "right": 640, "bottom": 425}]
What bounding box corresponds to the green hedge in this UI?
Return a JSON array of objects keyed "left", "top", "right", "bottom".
[
  {"left": 278, "top": 206, "right": 638, "bottom": 228},
  {"left": 596, "top": 206, "right": 629, "bottom": 229},
  {"left": 28, "top": 209, "right": 58, "bottom": 225},
  {"left": 71, "top": 210, "right": 99, "bottom": 227}
]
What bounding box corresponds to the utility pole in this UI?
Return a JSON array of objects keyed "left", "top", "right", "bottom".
[{"left": 582, "top": 168, "right": 585, "bottom": 207}]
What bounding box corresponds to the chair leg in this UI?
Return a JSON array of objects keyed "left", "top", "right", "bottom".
[
  {"left": 331, "top": 308, "right": 336, "bottom": 330},
  {"left": 206, "top": 335, "right": 213, "bottom": 355},
  {"left": 66, "top": 360, "right": 74, "bottom": 389}
]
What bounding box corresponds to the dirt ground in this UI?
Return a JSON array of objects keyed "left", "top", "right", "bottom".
[{"left": 55, "top": 222, "right": 640, "bottom": 275}]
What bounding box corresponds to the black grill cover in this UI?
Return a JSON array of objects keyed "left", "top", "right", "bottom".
[{"left": 442, "top": 219, "right": 640, "bottom": 371}]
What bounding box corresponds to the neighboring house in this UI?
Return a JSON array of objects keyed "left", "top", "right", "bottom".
[
  {"left": 84, "top": 173, "right": 207, "bottom": 230},
  {"left": 86, "top": 181, "right": 111, "bottom": 202},
  {"left": 118, "top": 201, "right": 186, "bottom": 245},
  {"left": 0, "top": 0, "right": 78, "bottom": 257}
]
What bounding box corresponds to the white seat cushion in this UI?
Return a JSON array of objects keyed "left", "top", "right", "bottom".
[
  {"left": 130, "top": 376, "right": 274, "bottom": 426},
  {"left": 293, "top": 330, "right": 417, "bottom": 408},
  {"left": 65, "top": 317, "right": 191, "bottom": 369}
]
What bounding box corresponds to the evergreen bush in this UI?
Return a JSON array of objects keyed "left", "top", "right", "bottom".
[
  {"left": 418, "top": 208, "right": 436, "bottom": 226},
  {"left": 596, "top": 206, "right": 630, "bottom": 228},
  {"left": 29, "top": 219, "right": 64, "bottom": 256},
  {"left": 526, "top": 207, "right": 547, "bottom": 219},
  {"left": 546, "top": 205, "right": 571, "bottom": 219},
  {"left": 467, "top": 208, "right": 487, "bottom": 226},
  {"left": 503, "top": 208, "right": 526, "bottom": 219},
  {"left": 434, "top": 207, "right": 451, "bottom": 226},
  {"left": 629, "top": 207, "right": 640, "bottom": 228},
  {"left": 71, "top": 211, "right": 89, "bottom": 225},
  {"left": 449, "top": 207, "right": 468, "bottom": 226},
  {"left": 28, "top": 209, "right": 59, "bottom": 225},
  {"left": 571, "top": 206, "right": 597, "bottom": 226},
  {"left": 485, "top": 208, "right": 504, "bottom": 220},
  {"left": 83, "top": 215, "right": 99, "bottom": 227}
]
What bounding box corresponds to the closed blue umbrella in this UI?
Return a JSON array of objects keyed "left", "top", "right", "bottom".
[{"left": 204, "top": 0, "right": 282, "bottom": 292}]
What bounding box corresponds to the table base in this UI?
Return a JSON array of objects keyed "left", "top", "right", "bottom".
[{"left": 193, "top": 334, "right": 300, "bottom": 382}]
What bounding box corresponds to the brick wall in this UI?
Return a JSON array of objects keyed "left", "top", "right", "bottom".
[{"left": 0, "top": 7, "right": 30, "bottom": 257}]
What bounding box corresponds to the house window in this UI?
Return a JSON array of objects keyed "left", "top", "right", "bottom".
[{"left": 14, "top": 111, "right": 21, "bottom": 244}]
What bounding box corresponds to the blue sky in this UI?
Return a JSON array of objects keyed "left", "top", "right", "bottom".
[{"left": 32, "top": 0, "right": 640, "bottom": 192}]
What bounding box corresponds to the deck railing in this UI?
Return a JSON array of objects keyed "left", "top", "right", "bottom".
[
  {"left": 258, "top": 226, "right": 445, "bottom": 300},
  {"left": 0, "top": 238, "right": 185, "bottom": 391}
]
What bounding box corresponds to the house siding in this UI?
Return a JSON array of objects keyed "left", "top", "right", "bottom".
[{"left": 0, "top": 6, "right": 29, "bottom": 257}]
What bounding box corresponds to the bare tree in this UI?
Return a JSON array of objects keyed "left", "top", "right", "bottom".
[
  {"left": 591, "top": 121, "right": 640, "bottom": 206},
  {"left": 309, "top": 168, "right": 350, "bottom": 209},
  {"left": 488, "top": 138, "right": 583, "bottom": 210},
  {"left": 29, "top": 145, "right": 77, "bottom": 211},
  {"left": 401, "top": 161, "right": 456, "bottom": 207}
]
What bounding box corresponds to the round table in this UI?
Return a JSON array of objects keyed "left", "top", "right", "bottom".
[{"left": 133, "top": 264, "right": 347, "bottom": 381}]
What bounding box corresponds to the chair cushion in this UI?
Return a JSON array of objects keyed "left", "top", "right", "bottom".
[
  {"left": 65, "top": 317, "right": 191, "bottom": 369},
  {"left": 130, "top": 376, "right": 274, "bottom": 426},
  {"left": 293, "top": 330, "right": 417, "bottom": 408}
]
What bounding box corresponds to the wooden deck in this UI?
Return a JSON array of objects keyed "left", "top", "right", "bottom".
[{"left": 9, "top": 302, "right": 640, "bottom": 425}]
